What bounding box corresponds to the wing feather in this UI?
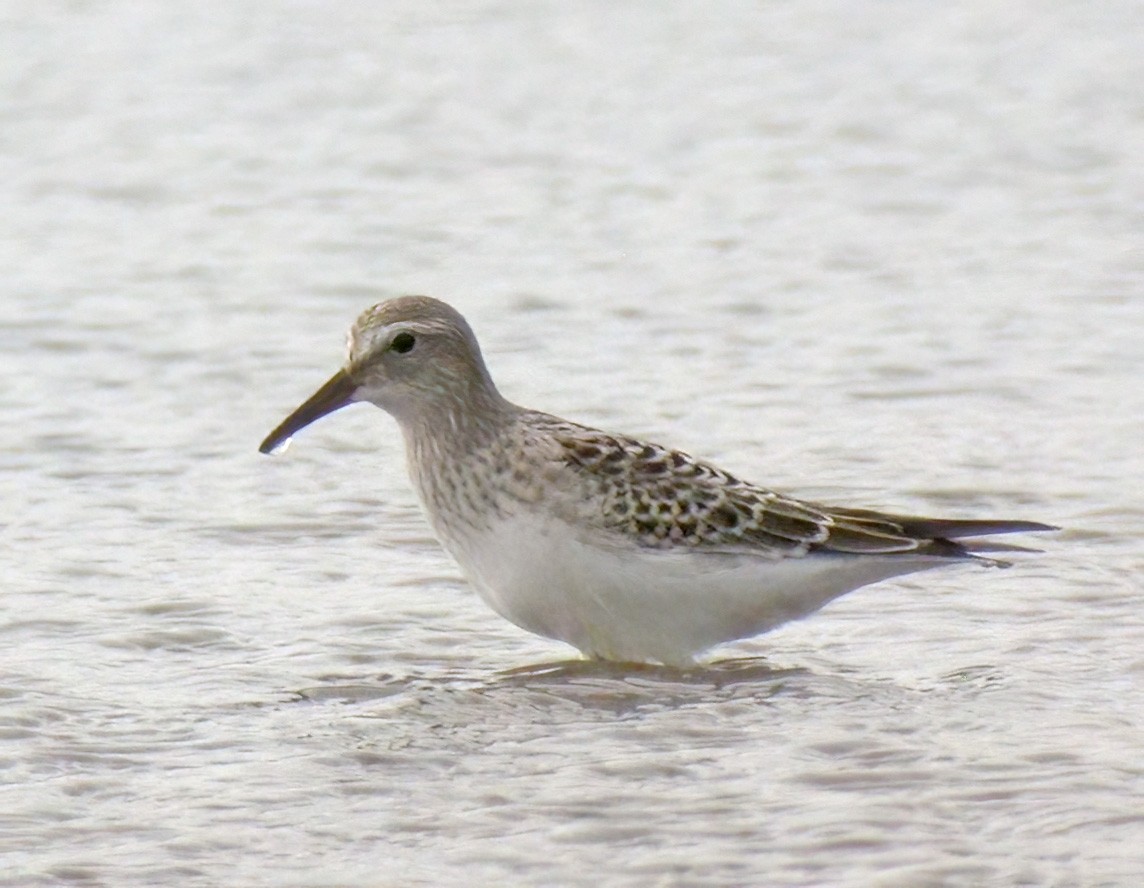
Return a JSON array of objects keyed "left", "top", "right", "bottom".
[{"left": 542, "top": 417, "right": 1050, "bottom": 560}]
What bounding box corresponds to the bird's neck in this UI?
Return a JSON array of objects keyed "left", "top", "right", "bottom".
[
  {"left": 400, "top": 397, "right": 521, "bottom": 545},
  {"left": 400, "top": 387, "right": 516, "bottom": 484}
]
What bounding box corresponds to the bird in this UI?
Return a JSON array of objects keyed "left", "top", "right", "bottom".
[{"left": 259, "top": 296, "right": 1054, "bottom": 666}]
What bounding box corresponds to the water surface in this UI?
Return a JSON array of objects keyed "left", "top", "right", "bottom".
[{"left": 3, "top": 2, "right": 1142, "bottom": 885}]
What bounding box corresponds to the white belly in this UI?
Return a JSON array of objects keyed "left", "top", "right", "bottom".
[{"left": 435, "top": 511, "right": 949, "bottom": 666}]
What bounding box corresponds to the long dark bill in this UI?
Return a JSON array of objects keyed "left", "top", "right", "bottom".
[{"left": 258, "top": 369, "right": 359, "bottom": 454}]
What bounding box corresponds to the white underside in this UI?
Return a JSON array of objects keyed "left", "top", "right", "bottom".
[{"left": 435, "top": 511, "right": 960, "bottom": 666}]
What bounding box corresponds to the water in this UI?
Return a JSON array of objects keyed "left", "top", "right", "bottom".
[{"left": 3, "top": 1, "right": 1142, "bottom": 885}]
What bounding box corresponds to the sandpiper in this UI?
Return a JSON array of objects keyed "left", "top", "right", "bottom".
[{"left": 259, "top": 296, "right": 1054, "bottom": 666}]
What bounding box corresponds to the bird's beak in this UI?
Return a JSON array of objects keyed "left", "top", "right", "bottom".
[{"left": 259, "top": 369, "right": 359, "bottom": 454}]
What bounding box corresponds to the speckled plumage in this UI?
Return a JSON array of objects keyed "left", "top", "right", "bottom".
[{"left": 260, "top": 296, "right": 1055, "bottom": 665}]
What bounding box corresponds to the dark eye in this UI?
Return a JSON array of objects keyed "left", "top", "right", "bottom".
[{"left": 391, "top": 332, "right": 416, "bottom": 354}]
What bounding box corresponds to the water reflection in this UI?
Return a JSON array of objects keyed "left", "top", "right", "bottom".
[{"left": 295, "top": 656, "right": 822, "bottom": 715}]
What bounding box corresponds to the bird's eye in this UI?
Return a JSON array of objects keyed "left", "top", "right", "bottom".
[{"left": 390, "top": 332, "right": 416, "bottom": 354}]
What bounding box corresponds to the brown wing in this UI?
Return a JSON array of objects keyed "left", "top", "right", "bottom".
[
  {"left": 823, "top": 507, "right": 1056, "bottom": 540},
  {"left": 547, "top": 416, "right": 1053, "bottom": 558}
]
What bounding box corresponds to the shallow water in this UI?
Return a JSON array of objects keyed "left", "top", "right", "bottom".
[{"left": 3, "top": 1, "right": 1143, "bottom": 885}]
